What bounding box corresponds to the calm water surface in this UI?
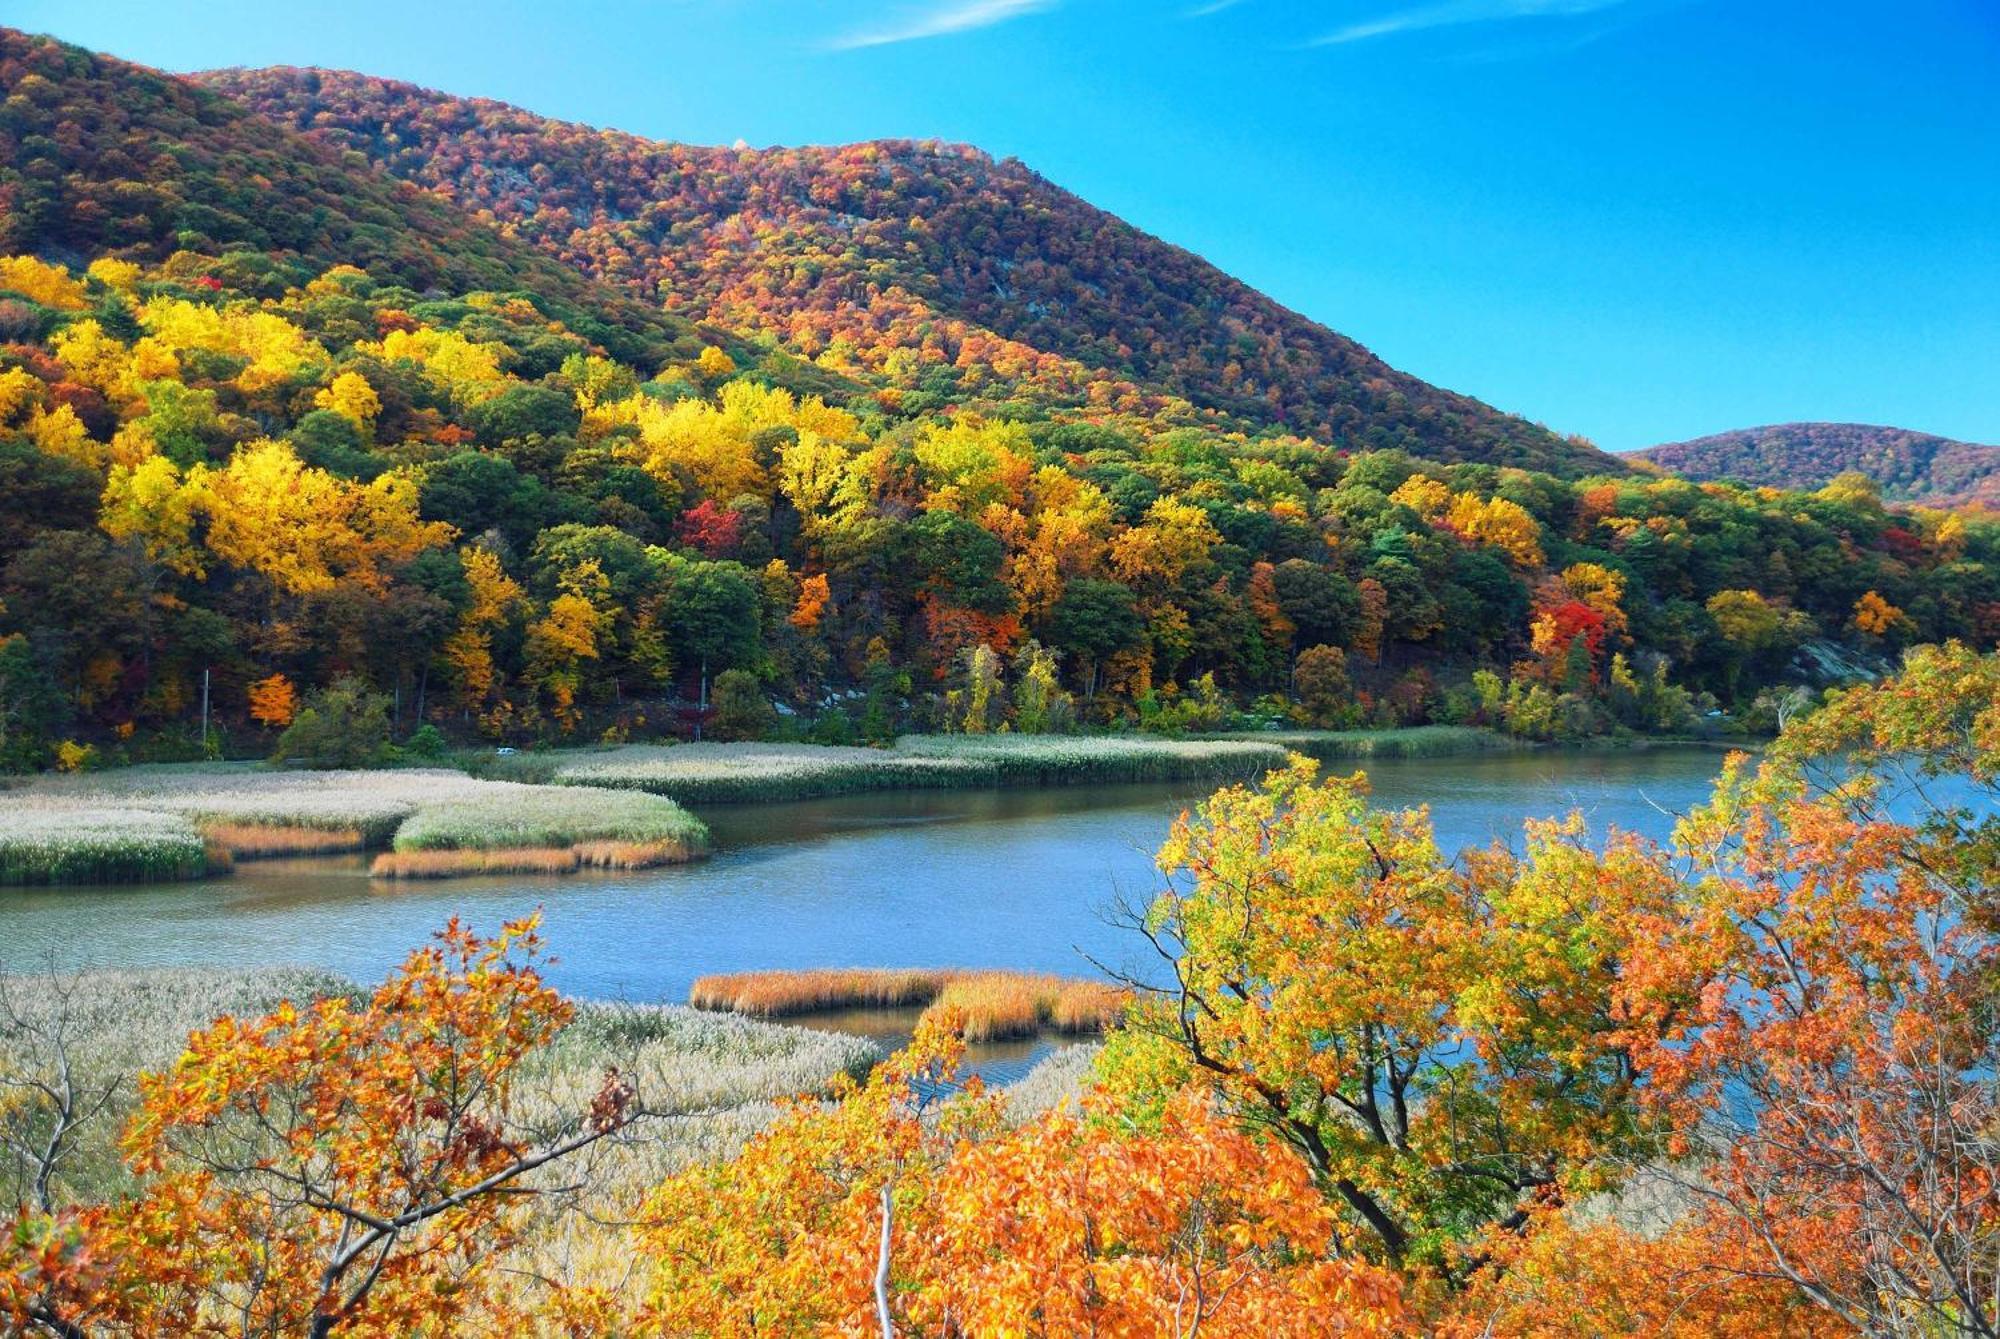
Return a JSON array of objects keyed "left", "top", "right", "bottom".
[{"left": 0, "top": 748, "right": 1728, "bottom": 1004}]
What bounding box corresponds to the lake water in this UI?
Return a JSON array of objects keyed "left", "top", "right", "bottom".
[{"left": 0, "top": 747, "right": 1731, "bottom": 1006}]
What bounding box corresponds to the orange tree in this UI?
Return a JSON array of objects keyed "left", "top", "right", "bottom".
[
  {"left": 1610, "top": 642, "right": 2000, "bottom": 1336},
  {"left": 1092, "top": 755, "right": 1677, "bottom": 1276},
  {"left": 17, "top": 916, "right": 642, "bottom": 1338},
  {"left": 637, "top": 1015, "right": 1407, "bottom": 1335}
]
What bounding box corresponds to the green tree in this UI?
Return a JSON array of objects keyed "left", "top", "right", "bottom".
[
  {"left": 708, "top": 668, "right": 775, "bottom": 741},
  {"left": 1044, "top": 578, "right": 1143, "bottom": 699},
  {"left": 272, "top": 677, "right": 391, "bottom": 768}
]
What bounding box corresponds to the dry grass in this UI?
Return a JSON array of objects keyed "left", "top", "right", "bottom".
[
  {"left": 689, "top": 967, "right": 949, "bottom": 1016},
  {"left": 1044, "top": 980, "right": 1133, "bottom": 1034},
  {"left": 200, "top": 822, "right": 369, "bottom": 859},
  {"left": 573, "top": 838, "right": 701, "bottom": 869},
  {"left": 689, "top": 967, "right": 1129, "bottom": 1040},
  {"left": 10, "top": 766, "right": 708, "bottom": 885},
  {"left": 370, "top": 847, "right": 582, "bottom": 879},
  {"left": 1004, "top": 1044, "right": 1103, "bottom": 1124},
  {"left": 0, "top": 966, "right": 876, "bottom": 1214}
]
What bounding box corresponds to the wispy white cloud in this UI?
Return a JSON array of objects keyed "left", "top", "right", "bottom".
[
  {"left": 829, "top": 0, "right": 1057, "bottom": 50},
  {"left": 1186, "top": 0, "right": 1249, "bottom": 16},
  {"left": 1310, "top": 0, "right": 1630, "bottom": 46}
]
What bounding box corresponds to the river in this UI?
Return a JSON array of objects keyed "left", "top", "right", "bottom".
[{"left": 0, "top": 747, "right": 1730, "bottom": 1007}]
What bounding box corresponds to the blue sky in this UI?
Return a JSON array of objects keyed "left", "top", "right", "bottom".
[{"left": 18, "top": 0, "right": 2000, "bottom": 451}]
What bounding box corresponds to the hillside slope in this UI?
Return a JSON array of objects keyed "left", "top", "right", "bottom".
[
  {"left": 1635, "top": 423, "right": 2000, "bottom": 508},
  {"left": 0, "top": 29, "right": 711, "bottom": 368},
  {"left": 199, "top": 66, "right": 1616, "bottom": 475}
]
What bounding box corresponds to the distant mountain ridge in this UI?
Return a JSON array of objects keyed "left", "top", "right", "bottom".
[
  {"left": 1635, "top": 423, "right": 2000, "bottom": 509},
  {"left": 196, "top": 65, "right": 1618, "bottom": 476}
]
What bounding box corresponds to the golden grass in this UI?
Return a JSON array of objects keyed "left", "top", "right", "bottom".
[
  {"left": 371, "top": 836, "right": 704, "bottom": 880},
  {"left": 1043, "top": 980, "right": 1132, "bottom": 1034},
  {"left": 689, "top": 967, "right": 949, "bottom": 1016},
  {"left": 572, "top": 837, "right": 700, "bottom": 870},
  {"left": 369, "top": 847, "right": 581, "bottom": 880},
  {"left": 201, "top": 822, "right": 369, "bottom": 859},
  {"left": 688, "top": 968, "right": 1129, "bottom": 1039}
]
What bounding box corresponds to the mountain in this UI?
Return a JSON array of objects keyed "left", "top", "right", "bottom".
[
  {"left": 0, "top": 29, "right": 720, "bottom": 369},
  {"left": 197, "top": 66, "right": 1617, "bottom": 476},
  {"left": 1635, "top": 423, "right": 2000, "bottom": 509}
]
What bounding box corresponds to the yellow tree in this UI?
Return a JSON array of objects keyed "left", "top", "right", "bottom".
[
  {"left": 194, "top": 441, "right": 452, "bottom": 595},
  {"left": 314, "top": 372, "right": 381, "bottom": 437},
  {"left": 524, "top": 561, "right": 610, "bottom": 733},
  {"left": 1097, "top": 758, "right": 1674, "bottom": 1273},
  {"left": 441, "top": 546, "right": 524, "bottom": 728},
  {"left": 100, "top": 456, "right": 205, "bottom": 577}
]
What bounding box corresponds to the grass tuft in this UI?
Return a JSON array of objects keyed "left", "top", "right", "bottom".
[
  {"left": 369, "top": 847, "right": 582, "bottom": 879},
  {"left": 200, "top": 822, "right": 370, "bottom": 859},
  {"left": 689, "top": 967, "right": 1129, "bottom": 1040}
]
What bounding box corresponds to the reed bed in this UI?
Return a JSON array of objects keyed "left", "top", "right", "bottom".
[
  {"left": 894, "top": 733, "right": 1289, "bottom": 787},
  {"left": 690, "top": 967, "right": 952, "bottom": 1016},
  {"left": 689, "top": 967, "right": 1130, "bottom": 1040},
  {"left": 553, "top": 734, "right": 1286, "bottom": 805},
  {"left": 0, "top": 802, "right": 223, "bottom": 886},
  {"left": 11, "top": 767, "right": 707, "bottom": 885},
  {"left": 390, "top": 789, "right": 706, "bottom": 855},
  {"left": 370, "top": 847, "right": 584, "bottom": 879},
  {"left": 199, "top": 822, "right": 369, "bottom": 859},
  {"left": 1215, "top": 725, "right": 1515, "bottom": 761},
  {"left": 554, "top": 743, "right": 989, "bottom": 805},
  {"left": 929, "top": 974, "right": 1130, "bottom": 1041},
  {"left": 0, "top": 966, "right": 876, "bottom": 1212}
]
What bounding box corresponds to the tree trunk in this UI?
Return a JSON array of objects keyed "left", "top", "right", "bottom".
[{"left": 874, "top": 1181, "right": 895, "bottom": 1338}]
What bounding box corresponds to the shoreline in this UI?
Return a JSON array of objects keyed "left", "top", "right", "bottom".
[{"left": 1, "top": 728, "right": 1749, "bottom": 888}]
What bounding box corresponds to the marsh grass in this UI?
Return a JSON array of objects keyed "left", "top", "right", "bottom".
[
  {"left": 690, "top": 967, "right": 1129, "bottom": 1041},
  {"left": 555, "top": 742, "right": 988, "bottom": 804},
  {"left": 690, "top": 967, "right": 950, "bottom": 1015},
  {"left": 390, "top": 789, "right": 706, "bottom": 855},
  {"left": 369, "top": 847, "right": 584, "bottom": 879},
  {"left": 895, "top": 733, "right": 1289, "bottom": 786},
  {"left": 1004, "top": 1043, "right": 1103, "bottom": 1124},
  {"left": 1216, "top": 725, "right": 1515, "bottom": 761},
  {"left": 9, "top": 766, "right": 708, "bottom": 885},
  {"left": 0, "top": 804, "right": 224, "bottom": 886},
  {"left": 0, "top": 966, "right": 875, "bottom": 1213},
  {"left": 200, "top": 822, "right": 369, "bottom": 859},
  {"left": 554, "top": 734, "right": 1287, "bottom": 805}
]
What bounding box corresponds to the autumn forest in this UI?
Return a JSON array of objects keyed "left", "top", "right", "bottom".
[{"left": 1, "top": 21, "right": 1997, "bottom": 1339}]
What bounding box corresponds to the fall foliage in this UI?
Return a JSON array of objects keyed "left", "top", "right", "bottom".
[{"left": 5, "top": 648, "right": 1999, "bottom": 1333}]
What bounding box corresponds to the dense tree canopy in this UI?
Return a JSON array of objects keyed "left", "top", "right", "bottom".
[{"left": 0, "top": 248, "right": 1992, "bottom": 765}]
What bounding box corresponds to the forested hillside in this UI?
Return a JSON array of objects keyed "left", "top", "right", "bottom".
[
  {"left": 1, "top": 247, "right": 1991, "bottom": 769},
  {"left": 200, "top": 66, "right": 1614, "bottom": 474},
  {"left": 1637, "top": 422, "right": 2000, "bottom": 508},
  {"left": 0, "top": 31, "right": 749, "bottom": 376},
  {"left": 0, "top": 31, "right": 1993, "bottom": 770}
]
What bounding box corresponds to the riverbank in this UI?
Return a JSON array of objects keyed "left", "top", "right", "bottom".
[
  {"left": 2, "top": 725, "right": 1701, "bottom": 887},
  {"left": 1209, "top": 724, "right": 1523, "bottom": 761},
  {"left": 1, "top": 766, "right": 708, "bottom": 886},
  {"left": 529, "top": 734, "right": 1293, "bottom": 805}
]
